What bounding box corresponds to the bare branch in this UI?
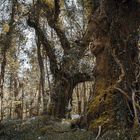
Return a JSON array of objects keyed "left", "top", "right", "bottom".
[
  {"left": 131, "top": 88, "right": 140, "bottom": 126},
  {"left": 95, "top": 126, "right": 102, "bottom": 140},
  {"left": 112, "top": 49, "right": 125, "bottom": 85},
  {"left": 114, "top": 87, "right": 140, "bottom": 111}
]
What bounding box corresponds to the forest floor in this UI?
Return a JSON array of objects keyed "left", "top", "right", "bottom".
[
  {"left": 0, "top": 115, "right": 96, "bottom": 140},
  {"left": 0, "top": 116, "right": 140, "bottom": 140}
]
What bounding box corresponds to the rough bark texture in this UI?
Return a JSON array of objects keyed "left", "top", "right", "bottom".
[
  {"left": 47, "top": 72, "right": 92, "bottom": 118},
  {"left": 87, "top": 0, "right": 140, "bottom": 138},
  {"left": 0, "top": 0, "right": 17, "bottom": 120},
  {"left": 48, "top": 77, "right": 73, "bottom": 118},
  {"left": 27, "top": 0, "right": 94, "bottom": 119}
]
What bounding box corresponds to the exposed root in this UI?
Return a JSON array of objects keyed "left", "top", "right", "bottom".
[
  {"left": 112, "top": 49, "right": 125, "bottom": 85},
  {"left": 95, "top": 125, "right": 102, "bottom": 140},
  {"left": 131, "top": 88, "right": 140, "bottom": 126}
]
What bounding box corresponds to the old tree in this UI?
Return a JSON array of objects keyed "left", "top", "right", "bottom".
[
  {"left": 86, "top": 0, "right": 140, "bottom": 138},
  {"left": 27, "top": 0, "right": 140, "bottom": 132},
  {"left": 27, "top": 0, "right": 95, "bottom": 118},
  {"left": 0, "top": 0, "right": 140, "bottom": 139},
  {"left": 28, "top": 0, "right": 140, "bottom": 130}
]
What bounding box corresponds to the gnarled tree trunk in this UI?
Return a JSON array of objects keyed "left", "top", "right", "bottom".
[
  {"left": 48, "top": 77, "right": 73, "bottom": 118},
  {"left": 87, "top": 0, "right": 140, "bottom": 138},
  {"left": 47, "top": 71, "right": 92, "bottom": 118}
]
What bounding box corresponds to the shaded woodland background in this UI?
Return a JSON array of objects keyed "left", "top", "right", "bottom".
[
  {"left": 0, "top": 0, "right": 95, "bottom": 120},
  {"left": 0, "top": 0, "right": 140, "bottom": 139}
]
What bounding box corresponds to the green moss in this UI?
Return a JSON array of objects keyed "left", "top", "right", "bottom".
[
  {"left": 88, "top": 89, "right": 113, "bottom": 115},
  {"left": 87, "top": 78, "right": 117, "bottom": 132},
  {"left": 41, "top": 0, "right": 54, "bottom": 8},
  {"left": 96, "top": 78, "right": 107, "bottom": 91},
  {"left": 89, "top": 115, "right": 109, "bottom": 129},
  {"left": 39, "top": 125, "right": 54, "bottom": 135},
  {"left": 30, "top": 115, "right": 49, "bottom": 124},
  {"left": 132, "top": 125, "right": 140, "bottom": 139}
]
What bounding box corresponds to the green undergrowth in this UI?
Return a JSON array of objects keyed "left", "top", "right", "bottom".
[
  {"left": 0, "top": 115, "right": 139, "bottom": 140},
  {"left": 0, "top": 116, "right": 95, "bottom": 140}
]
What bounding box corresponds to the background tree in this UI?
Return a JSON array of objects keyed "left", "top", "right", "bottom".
[{"left": 0, "top": 0, "right": 18, "bottom": 120}]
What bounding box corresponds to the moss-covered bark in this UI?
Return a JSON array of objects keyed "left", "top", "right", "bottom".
[{"left": 87, "top": 0, "right": 140, "bottom": 137}]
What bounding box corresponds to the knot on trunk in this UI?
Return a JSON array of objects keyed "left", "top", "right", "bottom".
[{"left": 89, "top": 37, "right": 110, "bottom": 56}]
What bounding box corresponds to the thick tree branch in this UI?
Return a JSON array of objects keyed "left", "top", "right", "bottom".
[
  {"left": 72, "top": 72, "right": 94, "bottom": 87},
  {"left": 50, "top": 23, "right": 71, "bottom": 53},
  {"left": 54, "top": 0, "right": 60, "bottom": 22},
  {"left": 75, "top": 0, "right": 100, "bottom": 57},
  {"left": 38, "top": 0, "right": 71, "bottom": 54},
  {"left": 38, "top": 29, "right": 59, "bottom": 76},
  {"left": 27, "top": 18, "right": 59, "bottom": 76}
]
